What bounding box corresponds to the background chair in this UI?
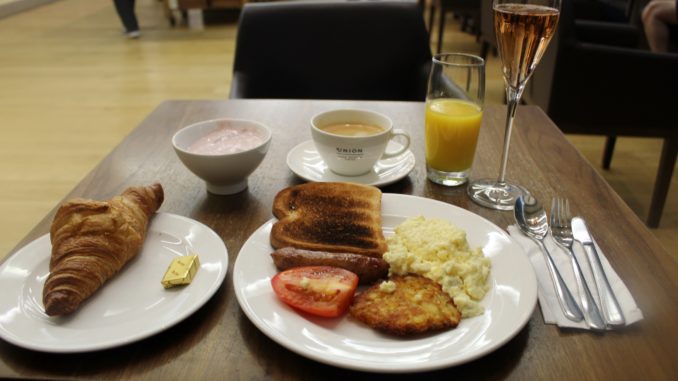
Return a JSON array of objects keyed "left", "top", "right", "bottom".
[
  {"left": 479, "top": 0, "right": 636, "bottom": 60},
  {"left": 573, "top": 0, "right": 632, "bottom": 21},
  {"left": 229, "top": 0, "right": 432, "bottom": 101},
  {"left": 429, "top": 0, "right": 481, "bottom": 53},
  {"left": 478, "top": 0, "right": 495, "bottom": 59},
  {"left": 523, "top": 0, "right": 678, "bottom": 227}
]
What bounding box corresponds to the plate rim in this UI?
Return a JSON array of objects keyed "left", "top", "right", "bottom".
[
  {"left": 0, "top": 212, "right": 229, "bottom": 353},
  {"left": 286, "top": 139, "right": 416, "bottom": 187},
  {"left": 233, "top": 193, "right": 537, "bottom": 373}
]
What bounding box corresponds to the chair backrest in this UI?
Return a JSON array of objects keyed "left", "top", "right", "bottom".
[
  {"left": 523, "top": 0, "right": 678, "bottom": 134},
  {"left": 479, "top": 0, "right": 496, "bottom": 49},
  {"left": 572, "top": 0, "right": 630, "bottom": 22},
  {"left": 230, "top": 0, "right": 432, "bottom": 101}
]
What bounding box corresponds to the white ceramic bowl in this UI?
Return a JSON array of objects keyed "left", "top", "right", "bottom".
[{"left": 172, "top": 118, "right": 272, "bottom": 195}]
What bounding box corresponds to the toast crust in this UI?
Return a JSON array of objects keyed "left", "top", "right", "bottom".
[{"left": 271, "top": 182, "right": 387, "bottom": 257}]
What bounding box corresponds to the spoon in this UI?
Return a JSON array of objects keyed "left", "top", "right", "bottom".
[{"left": 515, "top": 195, "right": 584, "bottom": 322}]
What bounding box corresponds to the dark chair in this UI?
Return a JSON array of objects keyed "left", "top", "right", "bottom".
[
  {"left": 478, "top": 0, "right": 495, "bottom": 60},
  {"left": 523, "top": 0, "right": 678, "bottom": 227},
  {"left": 573, "top": 0, "right": 632, "bottom": 21},
  {"left": 430, "top": 0, "right": 481, "bottom": 53},
  {"left": 480, "top": 0, "right": 635, "bottom": 59},
  {"left": 229, "top": 0, "right": 432, "bottom": 101},
  {"left": 480, "top": 0, "right": 639, "bottom": 58}
]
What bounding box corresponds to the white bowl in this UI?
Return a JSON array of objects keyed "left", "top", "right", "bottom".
[{"left": 172, "top": 118, "right": 272, "bottom": 195}]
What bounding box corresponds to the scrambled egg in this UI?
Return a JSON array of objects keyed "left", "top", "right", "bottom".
[{"left": 383, "top": 216, "right": 491, "bottom": 318}]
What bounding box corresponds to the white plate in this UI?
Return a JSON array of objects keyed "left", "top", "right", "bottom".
[
  {"left": 286, "top": 140, "right": 416, "bottom": 187},
  {"left": 233, "top": 194, "right": 537, "bottom": 373},
  {"left": 0, "top": 213, "right": 228, "bottom": 353}
]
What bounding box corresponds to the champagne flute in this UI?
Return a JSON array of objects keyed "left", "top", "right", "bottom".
[{"left": 468, "top": 0, "right": 560, "bottom": 210}]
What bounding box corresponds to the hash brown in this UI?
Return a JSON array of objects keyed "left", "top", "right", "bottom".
[{"left": 349, "top": 275, "right": 461, "bottom": 336}]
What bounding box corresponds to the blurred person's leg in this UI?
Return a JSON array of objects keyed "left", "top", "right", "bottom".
[
  {"left": 113, "top": 0, "right": 140, "bottom": 36},
  {"left": 642, "top": 0, "right": 678, "bottom": 52}
]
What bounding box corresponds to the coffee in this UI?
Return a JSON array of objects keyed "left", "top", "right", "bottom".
[
  {"left": 311, "top": 109, "right": 410, "bottom": 176},
  {"left": 320, "top": 123, "right": 385, "bottom": 137}
]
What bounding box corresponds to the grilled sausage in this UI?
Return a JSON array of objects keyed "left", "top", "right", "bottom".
[{"left": 271, "top": 247, "right": 389, "bottom": 284}]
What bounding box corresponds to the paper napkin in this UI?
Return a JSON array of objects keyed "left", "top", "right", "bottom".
[{"left": 507, "top": 225, "right": 643, "bottom": 330}]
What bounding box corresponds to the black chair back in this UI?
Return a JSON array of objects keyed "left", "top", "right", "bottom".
[{"left": 230, "top": 0, "right": 432, "bottom": 101}]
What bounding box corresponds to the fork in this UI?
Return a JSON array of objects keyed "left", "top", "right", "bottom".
[{"left": 550, "top": 198, "right": 607, "bottom": 331}]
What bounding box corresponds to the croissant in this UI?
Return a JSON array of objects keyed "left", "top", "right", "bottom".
[{"left": 43, "top": 183, "right": 164, "bottom": 316}]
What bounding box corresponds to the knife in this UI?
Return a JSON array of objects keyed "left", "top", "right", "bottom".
[{"left": 571, "top": 217, "right": 626, "bottom": 327}]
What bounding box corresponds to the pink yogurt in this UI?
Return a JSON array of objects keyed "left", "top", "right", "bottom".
[{"left": 187, "top": 123, "right": 266, "bottom": 155}]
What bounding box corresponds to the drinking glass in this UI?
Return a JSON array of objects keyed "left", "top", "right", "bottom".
[
  {"left": 468, "top": 0, "right": 561, "bottom": 210},
  {"left": 425, "top": 53, "right": 485, "bottom": 186}
]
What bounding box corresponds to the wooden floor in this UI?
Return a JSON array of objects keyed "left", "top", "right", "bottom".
[{"left": 0, "top": 0, "right": 675, "bottom": 261}]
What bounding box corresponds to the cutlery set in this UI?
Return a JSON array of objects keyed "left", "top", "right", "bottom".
[{"left": 514, "top": 195, "right": 625, "bottom": 330}]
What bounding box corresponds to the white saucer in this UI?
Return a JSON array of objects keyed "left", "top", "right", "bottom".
[{"left": 286, "top": 140, "right": 415, "bottom": 187}]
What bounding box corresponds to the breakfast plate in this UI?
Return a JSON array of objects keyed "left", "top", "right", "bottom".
[
  {"left": 233, "top": 194, "right": 537, "bottom": 373},
  {"left": 0, "top": 213, "right": 228, "bottom": 353},
  {"left": 286, "top": 140, "right": 415, "bottom": 187}
]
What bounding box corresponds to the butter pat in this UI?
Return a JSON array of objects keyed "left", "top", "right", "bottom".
[{"left": 162, "top": 255, "right": 200, "bottom": 288}]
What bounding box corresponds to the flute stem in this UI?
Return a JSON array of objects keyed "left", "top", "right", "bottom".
[{"left": 497, "top": 86, "right": 522, "bottom": 184}]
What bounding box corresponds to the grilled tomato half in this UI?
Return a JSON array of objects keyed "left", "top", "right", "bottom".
[{"left": 271, "top": 266, "right": 359, "bottom": 317}]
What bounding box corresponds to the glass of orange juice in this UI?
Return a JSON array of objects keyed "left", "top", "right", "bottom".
[{"left": 425, "top": 53, "right": 485, "bottom": 186}]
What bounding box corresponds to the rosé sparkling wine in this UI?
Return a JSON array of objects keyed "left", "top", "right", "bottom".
[{"left": 494, "top": 3, "right": 559, "bottom": 88}]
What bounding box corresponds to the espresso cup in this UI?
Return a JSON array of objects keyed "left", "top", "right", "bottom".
[{"left": 311, "top": 109, "right": 410, "bottom": 176}]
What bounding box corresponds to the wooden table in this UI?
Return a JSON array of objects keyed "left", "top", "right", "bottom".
[{"left": 1, "top": 100, "right": 676, "bottom": 380}]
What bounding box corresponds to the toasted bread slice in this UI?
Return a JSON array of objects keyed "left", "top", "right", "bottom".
[{"left": 271, "top": 182, "right": 387, "bottom": 257}]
